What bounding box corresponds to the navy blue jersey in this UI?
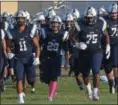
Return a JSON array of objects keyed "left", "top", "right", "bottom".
[
  {"left": 7, "top": 25, "right": 37, "bottom": 58},
  {"left": 41, "top": 28, "right": 69, "bottom": 57},
  {"left": 77, "top": 18, "right": 106, "bottom": 54},
  {"left": 105, "top": 17, "right": 118, "bottom": 45}
]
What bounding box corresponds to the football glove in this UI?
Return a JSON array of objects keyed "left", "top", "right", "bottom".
[
  {"left": 33, "top": 57, "right": 40, "bottom": 65},
  {"left": 75, "top": 42, "right": 87, "bottom": 50},
  {"left": 7, "top": 52, "right": 15, "bottom": 60},
  {"left": 105, "top": 44, "right": 110, "bottom": 59}
]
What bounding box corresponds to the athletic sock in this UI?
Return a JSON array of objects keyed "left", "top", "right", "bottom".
[
  {"left": 48, "top": 81, "right": 57, "bottom": 98},
  {"left": 86, "top": 83, "right": 92, "bottom": 94},
  {"left": 93, "top": 88, "right": 98, "bottom": 94},
  {"left": 109, "top": 79, "right": 115, "bottom": 87}
]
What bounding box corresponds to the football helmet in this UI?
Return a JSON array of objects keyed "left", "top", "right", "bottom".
[
  {"left": 37, "top": 14, "right": 45, "bottom": 21},
  {"left": 70, "top": 9, "right": 80, "bottom": 20},
  {"left": 14, "top": 10, "right": 27, "bottom": 26},
  {"left": 84, "top": 7, "right": 97, "bottom": 25},
  {"left": 24, "top": 10, "right": 30, "bottom": 21},
  {"left": 98, "top": 7, "right": 107, "bottom": 16},
  {"left": 45, "top": 9, "right": 56, "bottom": 20},
  {"left": 108, "top": 3, "right": 118, "bottom": 20},
  {"left": 64, "top": 13, "right": 74, "bottom": 30},
  {"left": 2, "top": 12, "right": 9, "bottom": 21},
  {"left": 50, "top": 15, "right": 62, "bottom": 32},
  {"left": 36, "top": 14, "right": 46, "bottom": 25}
]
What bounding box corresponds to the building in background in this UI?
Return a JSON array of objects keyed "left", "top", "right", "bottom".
[
  {"left": 1, "top": 1, "right": 18, "bottom": 14},
  {"left": 1, "top": 1, "right": 116, "bottom": 16}
]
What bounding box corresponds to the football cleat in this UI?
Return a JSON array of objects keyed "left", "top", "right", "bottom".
[
  {"left": 86, "top": 83, "right": 93, "bottom": 99},
  {"left": 92, "top": 92, "right": 99, "bottom": 101},
  {"left": 18, "top": 93, "right": 24, "bottom": 104},
  {"left": 31, "top": 88, "right": 35, "bottom": 93},
  {"left": 48, "top": 97, "right": 53, "bottom": 102}
]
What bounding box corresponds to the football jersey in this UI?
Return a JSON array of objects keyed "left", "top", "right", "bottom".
[
  {"left": 7, "top": 24, "right": 37, "bottom": 58},
  {"left": 105, "top": 17, "right": 118, "bottom": 45},
  {"left": 77, "top": 17, "right": 107, "bottom": 54},
  {"left": 40, "top": 28, "right": 69, "bottom": 57}
]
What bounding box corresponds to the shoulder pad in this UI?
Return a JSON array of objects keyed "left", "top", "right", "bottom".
[
  {"left": 1, "top": 29, "right": 5, "bottom": 40},
  {"left": 99, "top": 17, "right": 107, "bottom": 31},
  {"left": 30, "top": 23, "right": 38, "bottom": 38}
]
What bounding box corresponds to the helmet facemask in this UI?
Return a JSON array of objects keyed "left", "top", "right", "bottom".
[
  {"left": 84, "top": 16, "right": 97, "bottom": 26},
  {"left": 109, "top": 12, "right": 118, "bottom": 20},
  {"left": 108, "top": 3, "right": 118, "bottom": 20},
  {"left": 50, "top": 16, "right": 62, "bottom": 33},
  {"left": 15, "top": 17, "right": 26, "bottom": 26},
  {"left": 84, "top": 7, "right": 97, "bottom": 26},
  {"left": 65, "top": 20, "right": 74, "bottom": 31},
  {"left": 64, "top": 14, "right": 74, "bottom": 30},
  {"left": 51, "top": 22, "right": 61, "bottom": 32}
]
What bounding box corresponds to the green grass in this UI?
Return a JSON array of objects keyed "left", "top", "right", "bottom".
[{"left": 1, "top": 69, "right": 117, "bottom": 104}]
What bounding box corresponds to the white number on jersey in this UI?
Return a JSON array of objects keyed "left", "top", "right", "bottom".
[
  {"left": 47, "top": 41, "right": 59, "bottom": 52},
  {"left": 86, "top": 34, "right": 98, "bottom": 44},
  {"left": 19, "top": 41, "right": 27, "bottom": 51},
  {"left": 111, "top": 27, "right": 118, "bottom": 37}
]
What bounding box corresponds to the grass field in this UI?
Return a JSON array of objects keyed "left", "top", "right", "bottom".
[{"left": 1, "top": 69, "right": 117, "bottom": 104}]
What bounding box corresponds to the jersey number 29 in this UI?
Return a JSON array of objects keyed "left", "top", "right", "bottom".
[{"left": 47, "top": 42, "right": 59, "bottom": 52}]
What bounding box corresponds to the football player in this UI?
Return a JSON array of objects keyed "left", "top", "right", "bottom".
[
  {"left": 39, "top": 15, "right": 69, "bottom": 101},
  {"left": 105, "top": 3, "right": 118, "bottom": 90},
  {"left": 75, "top": 7, "right": 110, "bottom": 101},
  {"left": 6, "top": 10, "right": 40, "bottom": 104},
  {"left": 64, "top": 13, "right": 84, "bottom": 90},
  {"left": 67, "top": 8, "right": 80, "bottom": 76},
  {"left": 99, "top": 5, "right": 116, "bottom": 94}
]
